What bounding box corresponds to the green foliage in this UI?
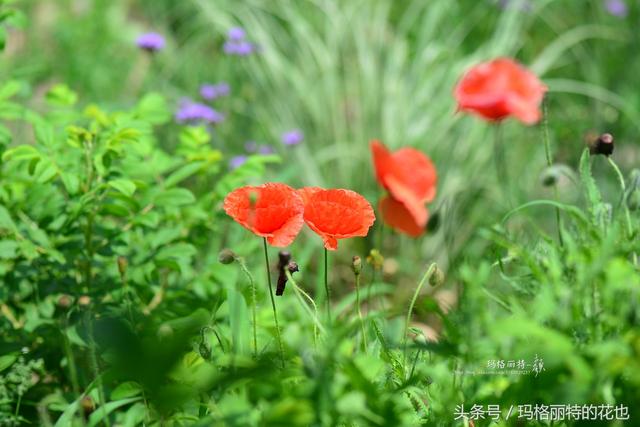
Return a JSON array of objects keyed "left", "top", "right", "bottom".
[{"left": 0, "top": 0, "right": 639, "bottom": 426}]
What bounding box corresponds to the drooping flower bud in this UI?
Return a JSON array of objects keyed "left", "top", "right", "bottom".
[
  {"left": 429, "top": 265, "right": 445, "bottom": 287},
  {"left": 588, "top": 133, "right": 614, "bottom": 156},
  {"left": 218, "top": 249, "right": 237, "bottom": 265},
  {"left": 351, "top": 256, "right": 362, "bottom": 276}
]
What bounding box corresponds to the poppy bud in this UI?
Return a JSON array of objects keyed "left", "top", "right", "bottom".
[
  {"left": 588, "top": 133, "right": 614, "bottom": 156},
  {"left": 81, "top": 395, "right": 95, "bottom": 416},
  {"left": 366, "top": 249, "right": 384, "bottom": 271},
  {"left": 351, "top": 256, "right": 362, "bottom": 276},
  {"left": 117, "top": 256, "right": 128, "bottom": 279},
  {"left": 57, "top": 294, "right": 73, "bottom": 310},
  {"left": 78, "top": 295, "right": 91, "bottom": 308},
  {"left": 429, "top": 265, "right": 445, "bottom": 287},
  {"left": 286, "top": 261, "right": 299, "bottom": 274},
  {"left": 218, "top": 248, "right": 237, "bottom": 265}
]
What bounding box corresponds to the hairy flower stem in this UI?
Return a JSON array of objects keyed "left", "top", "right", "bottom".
[
  {"left": 542, "top": 100, "right": 564, "bottom": 247},
  {"left": 493, "top": 123, "right": 511, "bottom": 206},
  {"left": 402, "top": 263, "right": 436, "bottom": 373},
  {"left": 286, "top": 270, "right": 323, "bottom": 348},
  {"left": 237, "top": 257, "right": 258, "bottom": 358},
  {"left": 324, "top": 248, "right": 332, "bottom": 323},
  {"left": 263, "top": 238, "right": 285, "bottom": 368},
  {"left": 354, "top": 272, "right": 368, "bottom": 352},
  {"left": 607, "top": 157, "right": 634, "bottom": 238}
]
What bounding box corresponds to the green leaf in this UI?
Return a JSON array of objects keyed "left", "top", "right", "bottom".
[
  {"left": 110, "top": 382, "right": 143, "bottom": 400},
  {"left": 108, "top": 179, "right": 137, "bottom": 197},
  {"left": 164, "top": 161, "right": 204, "bottom": 187},
  {"left": 2, "top": 144, "right": 40, "bottom": 162},
  {"left": 0, "top": 239, "right": 18, "bottom": 259},
  {"left": 0, "top": 353, "right": 18, "bottom": 372},
  {"left": 579, "top": 148, "right": 602, "bottom": 221},
  {"left": 0, "top": 79, "right": 21, "bottom": 100},
  {"left": 0, "top": 205, "right": 16, "bottom": 232},
  {"left": 135, "top": 92, "right": 170, "bottom": 125},
  {"left": 154, "top": 188, "right": 196, "bottom": 207},
  {"left": 46, "top": 84, "right": 78, "bottom": 107},
  {"left": 33, "top": 157, "right": 58, "bottom": 183}
]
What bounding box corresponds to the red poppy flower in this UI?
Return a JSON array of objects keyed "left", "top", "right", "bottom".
[
  {"left": 223, "top": 182, "right": 304, "bottom": 247},
  {"left": 298, "top": 187, "right": 375, "bottom": 250},
  {"left": 370, "top": 140, "right": 436, "bottom": 235},
  {"left": 379, "top": 196, "right": 425, "bottom": 237},
  {"left": 454, "top": 58, "right": 547, "bottom": 125}
]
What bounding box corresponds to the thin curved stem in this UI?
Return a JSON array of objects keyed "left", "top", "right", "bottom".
[
  {"left": 607, "top": 157, "right": 633, "bottom": 238},
  {"left": 542, "top": 99, "right": 564, "bottom": 246},
  {"left": 402, "top": 263, "right": 436, "bottom": 371},
  {"left": 263, "top": 238, "right": 285, "bottom": 368},
  {"left": 355, "top": 273, "right": 368, "bottom": 352},
  {"left": 286, "top": 270, "right": 324, "bottom": 347},
  {"left": 237, "top": 258, "right": 258, "bottom": 358}
]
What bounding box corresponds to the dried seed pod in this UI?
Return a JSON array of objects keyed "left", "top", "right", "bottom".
[
  {"left": 218, "top": 249, "right": 237, "bottom": 265},
  {"left": 588, "top": 133, "right": 614, "bottom": 156}
]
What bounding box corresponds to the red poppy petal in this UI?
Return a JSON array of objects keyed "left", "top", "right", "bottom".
[
  {"left": 379, "top": 196, "right": 426, "bottom": 237},
  {"left": 391, "top": 148, "right": 437, "bottom": 203},
  {"left": 302, "top": 188, "right": 376, "bottom": 250},
  {"left": 223, "top": 182, "right": 304, "bottom": 247},
  {"left": 384, "top": 175, "right": 428, "bottom": 227},
  {"left": 454, "top": 57, "right": 546, "bottom": 125}
]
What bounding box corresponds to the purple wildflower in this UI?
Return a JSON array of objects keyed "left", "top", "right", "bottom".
[
  {"left": 200, "top": 82, "right": 231, "bottom": 101},
  {"left": 281, "top": 129, "right": 304, "bottom": 146},
  {"left": 258, "top": 145, "right": 275, "bottom": 155},
  {"left": 604, "top": 0, "right": 628, "bottom": 17},
  {"left": 228, "top": 27, "right": 246, "bottom": 41},
  {"left": 229, "top": 155, "right": 248, "bottom": 169},
  {"left": 497, "top": 0, "right": 532, "bottom": 11},
  {"left": 223, "top": 40, "right": 256, "bottom": 56},
  {"left": 175, "top": 100, "right": 224, "bottom": 124},
  {"left": 245, "top": 141, "right": 259, "bottom": 152},
  {"left": 136, "top": 32, "right": 166, "bottom": 52}
]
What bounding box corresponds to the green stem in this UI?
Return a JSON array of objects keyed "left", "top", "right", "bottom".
[
  {"left": 61, "top": 317, "right": 81, "bottom": 398},
  {"left": 607, "top": 157, "right": 634, "bottom": 238},
  {"left": 86, "top": 311, "right": 110, "bottom": 427},
  {"left": 286, "top": 270, "right": 324, "bottom": 348},
  {"left": 402, "top": 263, "right": 436, "bottom": 372},
  {"left": 237, "top": 258, "right": 258, "bottom": 358},
  {"left": 324, "top": 248, "right": 332, "bottom": 323},
  {"left": 263, "top": 238, "right": 285, "bottom": 368},
  {"left": 542, "top": 99, "right": 564, "bottom": 246},
  {"left": 493, "top": 123, "right": 510, "bottom": 206},
  {"left": 354, "top": 273, "right": 367, "bottom": 352}
]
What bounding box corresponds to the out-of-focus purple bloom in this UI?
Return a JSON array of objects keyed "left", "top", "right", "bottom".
[
  {"left": 228, "top": 27, "right": 246, "bottom": 41},
  {"left": 281, "top": 129, "right": 304, "bottom": 146},
  {"left": 200, "top": 82, "right": 230, "bottom": 101},
  {"left": 497, "top": 0, "right": 532, "bottom": 11},
  {"left": 229, "top": 155, "right": 248, "bottom": 169},
  {"left": 604, "top": 0, "right": 628, "bottom": 17},
  {"left": 136, "top": 32, "right": 165, "bottom": 52},
  {"left": 223, "top": 40, "right": 256, "bottom": 56},
  {"left": 175, "top": 100, "right": 224, "bottom": 124},
  {"left": 258, "top": 145, "right": 275, "bottom": 155},
  {"left": 245, "top": 141, "right": 258, "bottom": 152}
]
